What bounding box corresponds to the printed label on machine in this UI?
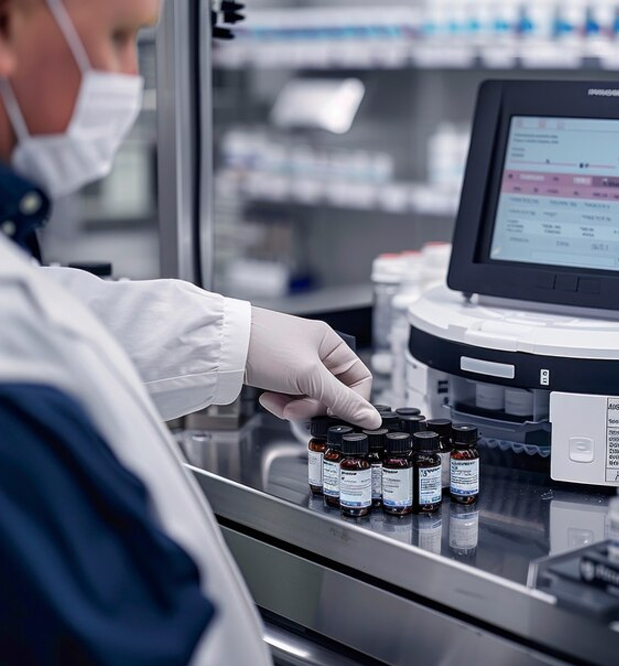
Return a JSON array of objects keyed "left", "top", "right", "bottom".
[{"left": 606, "top": 398, "right": 619, "bottom": 483}]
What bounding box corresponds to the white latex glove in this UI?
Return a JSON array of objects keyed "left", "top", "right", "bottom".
[{"left": 245, "top": 307, "right": 381, "bottom": 430}]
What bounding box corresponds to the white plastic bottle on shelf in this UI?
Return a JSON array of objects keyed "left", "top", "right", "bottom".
[
  {"left": 585, "top": 0, "right": 614, "bottom": 56},
  {"left": 371, "top": 254, "right": 406, "bottom": 376},
  {"left": 421, "top": 0, "right": 447, "bottom": 42},
  {"left": 513, "top": 0, "right": 553, "bottom": 45},
  {"left": 390, "top": 252, "right": 424, "bottom": 405},
  {"left": 421, "top": 241, "right": 452, "bottom": 291},
  {"left": 428, "top": 124, "right": 470, "bottom": 192},
  {"left": 554, "top": 0, "right": 587, "bottom": 52},
  {"left": 470, "top": 1, "right": 494, "bottom": 47},
  {"left": 428, "top": 123, "right": 456, "bottom": 188},
  {"left": 489, "top": 0, "right": 520, "bottom": 45}
]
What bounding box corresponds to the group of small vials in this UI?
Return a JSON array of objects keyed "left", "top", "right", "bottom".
[{"left": 308, "top": 405, "right": 480, "bottom": 518}]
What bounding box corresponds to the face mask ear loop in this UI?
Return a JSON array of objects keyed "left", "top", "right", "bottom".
[
  {"left": 0, "top": 78, "right": 32, "bottom": 142},
  {"left": 45, "top": 0, "right": 91, "bottom": 74}
]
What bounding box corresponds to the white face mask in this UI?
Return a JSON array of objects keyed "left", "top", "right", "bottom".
[{"left": 0, "top": 0, "right": 144, "bottom": 198}]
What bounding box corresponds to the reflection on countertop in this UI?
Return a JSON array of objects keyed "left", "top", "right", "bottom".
[{"left": 176, "top": 413, "right": 615, "bottom": 587}]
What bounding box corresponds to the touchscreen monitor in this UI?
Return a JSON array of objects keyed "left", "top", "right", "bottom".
[
  {"left": 447, "top": 80, "right": 619, "bottom": 309},
  {"left": 489, "top": 116, "right": 619, "bottom": 273}
]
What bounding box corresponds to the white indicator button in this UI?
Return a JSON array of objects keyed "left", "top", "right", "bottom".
[{"left": 568, "top": 437, "right": 594, "bottom": 464}]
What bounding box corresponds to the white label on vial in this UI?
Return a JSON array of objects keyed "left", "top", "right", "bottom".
[
  {"left": 323, "top": 459, "right": 339, "bottom": 497},
  {"left": 340, "top": 467, "right": 372, "bottom": 508},
  {"left": 439, "top": 451, "right": 451, "bottom": 489},
  {"left": 308, "top": 451, "right": 323, "bottom": 487},
  {"left": 382, "top": 467, "right": 412, "bottom": 508},
  {"left": 371, "top": 463, "right": 382, "bottom": 500},
  {"left": 450, "top": 459, "right": 479, "bottom": 497},
  {"left": 418, "top": 465, "right": 442, "bottom": 505}
]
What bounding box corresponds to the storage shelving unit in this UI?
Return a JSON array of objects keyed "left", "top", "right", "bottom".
[{"left": 212, "top": 0, "right": 619, "bottom": 314}]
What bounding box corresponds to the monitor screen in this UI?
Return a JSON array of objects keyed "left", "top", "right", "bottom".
[{"left": 489, "top": 116, "right": 619, "bottom": 273}]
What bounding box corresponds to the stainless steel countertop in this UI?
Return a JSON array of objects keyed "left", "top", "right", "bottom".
[{"left": 178, "top": 414, "right": 619, "bottom": 666}]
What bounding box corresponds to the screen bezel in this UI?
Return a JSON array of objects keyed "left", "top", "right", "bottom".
[{"left": 447, "top": 80, "right": 619, "bottom": 309}]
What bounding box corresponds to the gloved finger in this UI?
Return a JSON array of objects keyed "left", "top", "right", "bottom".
[
  {"left": 318, "top": 329, "right": 374, "bottom": 398},
  {"left": 281, "top": 397, "right": 327, "bottom": 421},
  {"left": 333, "top": 367, "right": 373, "bottom": 402},
  {"left": 259, "top": 392, "right": 296, "bottom": 420},
  {"left": 304, "top": 366, "right": 381, "bottom": 430}
]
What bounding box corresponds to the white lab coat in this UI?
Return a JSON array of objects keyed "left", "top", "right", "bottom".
[
  {"left": 0, "top": 235, "right": 272, "bottom": 665},
  {"left": 42, "top": 265, "right": 251, "bottom": 421}
]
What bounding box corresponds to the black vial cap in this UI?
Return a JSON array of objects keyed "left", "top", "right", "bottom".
[
  {"left": 341, "top": 433, "right": 369, "bottom": 456},
  {"left": 385, "top": 432, "right": 412, "bottom": 454},
  {"left": 310, "top": 416, "right": 334, "bottom": 439},
  {"left": 327, "top": 425, "right": 354, "bottom": 448},
  {"left": 373, "top": 404, "right": 392, "bottom": 414},
  {"left": 426, "top": 418, "right": 452, "bottom": 439},
  {"left": 381, "top": 412, "right": 401, "bottom": 431},
  {"left": 395, "top": 407, "right": 422, "bottom": 417},
  {"left": 400, "top": 414, "right": 426, "bottom": 435},
  {"left": 413, "top": 430, "right": 440, "bottom": 452},
  {"left": 363, "top": 428, "right": 388, "bottom": 452},
  {"left": 452, "top": 424, "right": 478, "bottom": 447}
]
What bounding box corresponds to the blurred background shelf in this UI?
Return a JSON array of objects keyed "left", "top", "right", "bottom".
[
  {"left": 215, "top": 42, "right": 619, "bottom": 72},
  {"left": 216, "top": 171, "right": 460, "bottom": 217},
  {"left": 213, "top": 4, "right": 619, "bottom": 71},
  {"left": 38, "top": 0, "right": 619, "bottom": 318}
]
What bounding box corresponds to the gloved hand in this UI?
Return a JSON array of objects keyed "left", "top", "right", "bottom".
[{"left": 245, "top": 307, "right": 381, "bottom": 430}]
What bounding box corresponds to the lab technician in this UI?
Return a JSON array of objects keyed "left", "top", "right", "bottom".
[{"left": 0, "top": 0, "right": 381, "bottom": 663}]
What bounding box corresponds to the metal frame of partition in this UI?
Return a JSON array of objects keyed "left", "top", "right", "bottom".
[{"left": 156, "top": 0, "right": 214, "bottom": 289}]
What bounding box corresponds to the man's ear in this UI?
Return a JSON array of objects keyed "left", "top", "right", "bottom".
[{"left": 0, "top": 0, "right": 18, "bottom": 78}]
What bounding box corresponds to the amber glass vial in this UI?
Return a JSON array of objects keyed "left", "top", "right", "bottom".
[
  {"left": 426, "top": 418, "right": 453, "bottom": 490},
  {"left": 339, "top": 434, "right": 372, "bottom": 518},
  {"left": 412, "top": 431, "right": 442, "bottom": 514},
  {"left": 363, "top": 428, "right": 388, "bottom": 508},
  {"left": 308, "top": 416, "right": 332, "bottom": 495},
  {"left": 450, "top": 424, "right": 480, "bottom": 505},
  {"left": 323, "top": 425, "right": 353, "bottom": 508},
  {"left": 382, "top": 432, "right": 413, "bottom": 516}
]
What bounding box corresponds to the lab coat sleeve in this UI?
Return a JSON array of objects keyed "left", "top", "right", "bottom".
[{"left": 40, "top": 267, "right": 251, "bottom": 421}]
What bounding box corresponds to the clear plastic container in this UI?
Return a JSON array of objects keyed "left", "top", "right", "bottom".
[
  {"left": 371, "top": 254, "right": 406, "bottom": 376},
  {"left": 390, "top": 292, "right": 421, "bottom": 404},
  {"left": 421, "top": 241, "right": 452, "bottom": 291}
]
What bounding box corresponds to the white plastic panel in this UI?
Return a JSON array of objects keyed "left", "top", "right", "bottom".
[
  {"left": 460, "top": 356, "right": 516, "bottom": 379},
  {"left": 550, "top": 392, "right": 619, "bottom": 487}
]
